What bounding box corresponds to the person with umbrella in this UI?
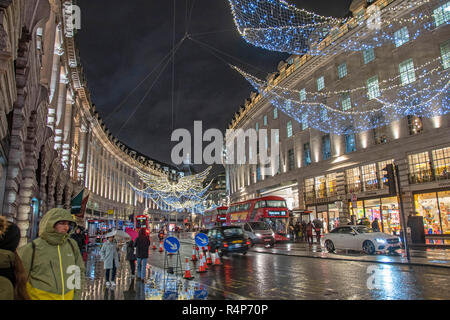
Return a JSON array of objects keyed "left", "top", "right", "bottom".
[{"left": 100, "top": 231, "right": 120, "bottom": 288}]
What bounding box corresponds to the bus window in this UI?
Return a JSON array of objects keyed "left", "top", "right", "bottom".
[{"left": 265, "top": 200, "right": 287, "bottom": 208}]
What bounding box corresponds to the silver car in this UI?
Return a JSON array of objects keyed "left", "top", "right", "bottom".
[{"left": 243, "top": 221, "right": 276, "bottom": 247}]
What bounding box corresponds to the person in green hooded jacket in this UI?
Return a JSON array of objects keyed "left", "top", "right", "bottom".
[{"left": 17, "top": 208, "right": 86, "bottom": 300}]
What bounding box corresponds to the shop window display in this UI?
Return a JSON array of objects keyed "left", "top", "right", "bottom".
[
  {"left": 381, "top": 197, "right": 400, "bottom": 235},
  {"left": 438, "top": 191, "right": 450, "bottom": 234},
  {"left": 364, "top": 198, "right": 382, "bottom": 224},
  {"left": 328, "top": 204, "right": 340, "bottom": 231},
  {"left": 415, "top": 193, "right": 442, "bottom": 234}
]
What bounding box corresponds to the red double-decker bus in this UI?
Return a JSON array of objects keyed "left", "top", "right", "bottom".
[
  {"left": 226, "top": 196, "right": 290, "bottom": 241},
  {"left": 202, "top": 206, "right": 229, "bottom": 229},
  {"left": 135, "top": 215, "right": 149, "bottom": 234}
]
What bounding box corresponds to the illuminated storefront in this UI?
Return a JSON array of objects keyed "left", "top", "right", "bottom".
[
  {"left": 304, "top": 203, "right": 340, "bottom": 233},
  {"left": 349, "top": 196, "right": 401, "bottom": 235},
  {"left": 414, "top": 190, "right": 450, "bottom": 235}
]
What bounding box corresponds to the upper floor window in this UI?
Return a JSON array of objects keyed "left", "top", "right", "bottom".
[
  {"left": 346, "top": 167, "right": 361, "bottom": 193},
  {"left": 345, "top": 133, "right": 356, "bottom": 153},
  {"left": 317, "top": 76, "right": 325, "bottom": 91},
  {"left": 361, "top": 163, "right": 379, "bottom": 191},
  {"left": 363, "top": 48, "right": 375, "bottom": 64},
  {"left": 287, "top": 121, "right": 293, "bottom": 138},
  {"left": 441, "top": 40, "right": 450, "bottom": 69},
  {"left": 399, "top": 59, "right": 416, "bottom": 85},
  {"left": 337, "top": 63, "right": 347, "bottom": 79},
  {"left": 304, "top": 143, "right": 311, "bottom": 166},
  {"left": 367, "top": 76, "right": 380, "bottom": 100},
  {"left": 408, "top": 115, "right": 423, "bottom": 135},
  {"left": 408, "top": 151, "right": 432, "bottom": 184},
  {"left": 342, "top": 92, "right": 352, "bottom": 111},
  {"left": 288, "top": 149, "right": 295, "bottom": 171},
  {"left": 315, "top": 176, "right": 327, "bottom": 199},
  {"left": 394, "top": 27, "right": 409, "bottom": 47},
  {"left": 302, "top": 113, "right": 308, "bottom": 130},
  {"left": 432, "top": 146, "right": 450, "bottom": 181},
  {"left": 256, "top": 122, "right": 259, "bottom": 132},
  {"left": 273, "top": 108, "right": 278, "bottom": 119},
  {"left": 263, "top": 115, "right": 268, "bottom": 126},
  {"left": 322, "top": 134, "right": 331, "bottom": 160},
  {"left": 299, "top": 88, "right": 306, "bottom": 102},
  {"left": 320, "top": 108, "right": 328, "bottom": 122},
  {"left": 433, "top": 2, "right": 450, "bottom": 27}
]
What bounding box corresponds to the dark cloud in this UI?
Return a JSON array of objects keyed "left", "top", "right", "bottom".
[{"left": 76, "top": 0, "right": 352, "bottom": 169}]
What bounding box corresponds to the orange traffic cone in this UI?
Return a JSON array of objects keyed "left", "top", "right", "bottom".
[
  {"left": 184, "top": 258, "right": 194, "bottom": 280},
  {"left": 214, "top": 249, "right": 222, "bottom": 265},
  {"left": 159, "top": 241, "right": 163, "bottom": 253},
  {"left": 197, "top": 253, "right": 206, "bottom": 273},
  {"left": 206, "top": 249, "right": 212, "bottom": 265},
  {"left": 191, "top": 246, "right": 197, "bottom": 261}
]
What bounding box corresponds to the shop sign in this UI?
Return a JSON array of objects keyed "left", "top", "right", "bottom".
[
  {"left": 317, "top": 205, "right": 327, "bottom": 211},
  {"left": 438, "top": 181, "right": 450, "bottom": 187},
  {"left": 107, "top": 210, "right": 114, "bottom": 215}
]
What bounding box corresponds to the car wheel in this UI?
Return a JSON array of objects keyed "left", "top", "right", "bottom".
[
  {"left": 325, "top": 240, "right": 335, "bottom": 253},
  {"left": 362, "top": 240, "right": 376, "bottom": 255}
]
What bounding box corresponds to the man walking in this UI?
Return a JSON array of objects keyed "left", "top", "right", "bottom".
[{"left": 18, "top": 208, "right": 85, "bottom": 300}]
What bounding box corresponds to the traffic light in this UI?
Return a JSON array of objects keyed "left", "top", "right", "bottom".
[{"left": 383, "top": 164, "right": 396, "bottom": 195}]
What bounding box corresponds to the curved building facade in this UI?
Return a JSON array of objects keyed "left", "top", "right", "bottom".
[
  {"left": 0, "top": 0, "right": 181, "bottom": 245},
  {"left": 226, "top": 0, "right": 450, "bottom": 238}
]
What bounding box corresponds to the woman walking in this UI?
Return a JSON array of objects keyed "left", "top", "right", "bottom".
[
  {"left": 100, "top": 232, "right": 120, "bottom": 288},
  {"left": 134, "top": 229, "right": 150, "bottom": 281},
  {"left": 126, "top": 239, "right": 136, "bottom": 278}
]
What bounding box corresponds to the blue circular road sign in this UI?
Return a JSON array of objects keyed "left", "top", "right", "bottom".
[
  {"left": 195, "top": 233, "right": 209, "bottom": 247},
  {"left": 164, "top": 237, "right": 180, "bottom": 253}
]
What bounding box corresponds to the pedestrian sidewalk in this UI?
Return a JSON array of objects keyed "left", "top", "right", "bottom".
[{"left": 175, "top": 233, "right": 450, "bottom": 269}]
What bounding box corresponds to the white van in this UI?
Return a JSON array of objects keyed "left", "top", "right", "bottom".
[{"left": 242, "top": 221, "right": 275, "bottom": 247}]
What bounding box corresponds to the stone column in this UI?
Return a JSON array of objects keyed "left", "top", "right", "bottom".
[
  {"left": 62, "top": 92, "right": 74, "bottom": 170},
  {"left": 336, "top": 171, "right": 350, "bottom": 224},
  {"left": 77, "top": 122, "right": 88, "bottom": 182},
  {"left": 54, "top": 71, "right": 68, "bottom": 154},
  {"left": 64, "top": 182, "right": 72, "bottom": 210}
]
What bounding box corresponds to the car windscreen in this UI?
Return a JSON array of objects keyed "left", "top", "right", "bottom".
[
  {"left": 249, "top": 222, "right": 270, "bottom": 230},
  {"left": 223, "top": 228, "right": 244, "bottom": 237},
  {"left": 355, "top": 226, "right": 374, "bottom": 233}
]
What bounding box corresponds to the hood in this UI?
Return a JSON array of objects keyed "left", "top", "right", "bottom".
[
  {"left": 39, "top": 208, "right": 77, "bottom": 245},
  {"left": 367, "top": 232, "right": 398, "bottom": 239}
]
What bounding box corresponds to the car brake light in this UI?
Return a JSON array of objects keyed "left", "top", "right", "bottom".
[
  {"left": 223, "top": 242, "right": 228, "bottom": 248},
  {"left": 246, "top": 240, "right": 251, "bottom": 245}
]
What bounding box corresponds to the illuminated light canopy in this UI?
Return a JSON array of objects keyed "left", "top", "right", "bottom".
[
  {"left": 227, "top": 0, "right": 444, "bottom": 56},
  {"left": 231, "top": 59, "right": 449, "bottom": 134},
  {"left": 130, "top": 166, "right": 216, "bottom": 213}
]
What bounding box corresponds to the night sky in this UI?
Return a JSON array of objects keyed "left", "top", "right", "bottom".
[{"left": 76, "top": 0, "right": 352, "bottom": 172}]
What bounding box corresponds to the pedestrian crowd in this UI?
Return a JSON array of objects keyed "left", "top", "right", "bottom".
[{"left": 0, "top": 207, "right": 157, "bottom": 300}]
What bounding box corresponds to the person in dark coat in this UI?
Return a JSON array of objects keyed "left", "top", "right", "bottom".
[
  {"left": 134, "top": 229, "right": 150, "bottom": 281},
  {"left": 372, "top": 218, "right": 381, "bottom": 232},
  {"left": 71, "top": 227, "right": 85, "bottom": 253},
  {"left": 126, "top": 239, "right": 137, "bottom": 278},
  {"left": 0, "top": 216, "right": 30, "bottom": 300},
  {"left": 306, "top": 222, "right": 314, "bottom": 245}
]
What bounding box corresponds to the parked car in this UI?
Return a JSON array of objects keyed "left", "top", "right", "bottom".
[
  {"left": 323, "top": 225, "right": 401, "bottom": 255},
  {"left": 242, "top": 221, "right": 275, "bottom": 247},
  {"left": 207, "top": 226, "right": 250, "bottom": 257}
]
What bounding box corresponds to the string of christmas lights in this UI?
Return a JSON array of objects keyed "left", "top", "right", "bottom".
[
  {"left": 227, "top": 0, "right": 447, "bottom": 56},
  {"left": 233, "top": 60, "right": 449, "bottom": 134},
  {"left": 232, "top": 57, "right": 444, "bottom": 100}
]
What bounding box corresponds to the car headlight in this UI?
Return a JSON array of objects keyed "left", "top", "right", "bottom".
[
  {"left": 271, "top": 232, "right": 275, "bottom": 237},
  {"left": 255, "top": 233, "right": 262, "bottom": 237},
  {"left": 375, "top": 238, "right": 386, "bottom": 244}
]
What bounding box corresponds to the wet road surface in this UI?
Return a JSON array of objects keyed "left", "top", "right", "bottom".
[{"left": 81, "top": 234, "right": 450, "bottom": 300}]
